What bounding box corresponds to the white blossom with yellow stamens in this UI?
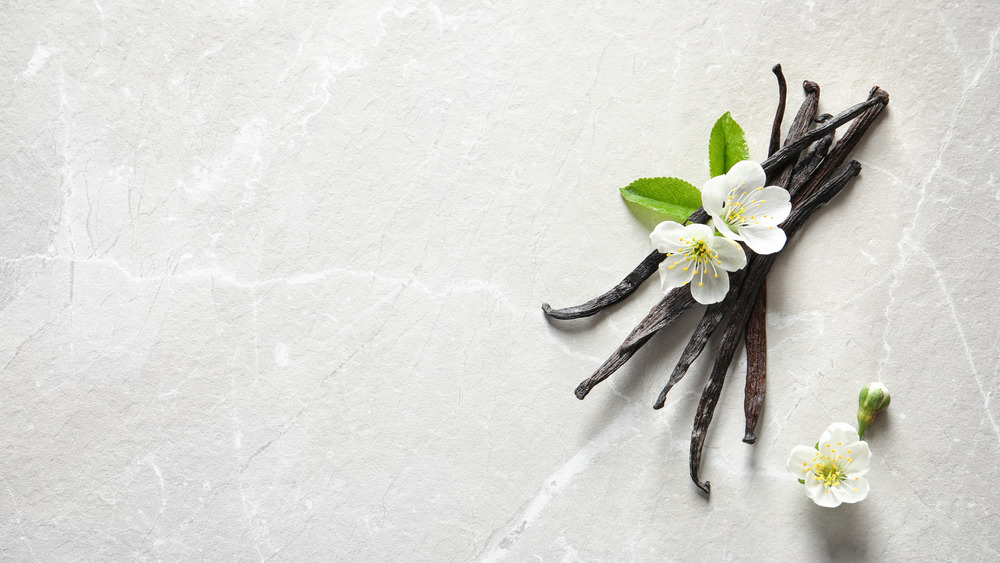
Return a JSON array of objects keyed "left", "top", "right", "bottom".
[
  {"left": 702, "top": 160, "right": 791, "bottom": 254},
  {"left": 649, "top": 221, "right": 747, "bottom": 305},
  {"left": 787, "top": 422, "right": 872, "bottom": 508}
]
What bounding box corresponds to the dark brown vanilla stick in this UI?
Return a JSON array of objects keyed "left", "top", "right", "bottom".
[
  {"left": 741, "top": 103, "right": 859, "bottom": 444},
  {"left": 574, "top": 287, "right": 697, "bottom": 399},
  {"left": 690, "top": 161, "right": 863, "bottom": 493},
  {"left": 542, "top": 208, "right": 709, "bottom": 319},
  {"left": 774, "top": 81, "right": 820, "bottom": 188},
  {"left": 790, "top": 81, "right": 821, "bottom": 138},
  {"left": 760, "top": 92, "right": 880, "bottom": 174},
  {"left": 793, "top": 87, "right": 888, "bottom": 205},
  {"left": 541, "top": 250, "right": 664, "bottom": 320},
  {"left": 652, "top": 283, "right": 738, "bottom": 410},
  {"left": 768, "top": 64, "right": 787, "bottom": 156},
  {"left": 740, "top": 68, "right": 789, "bottom": 441},
  {"left": 742, "top": 285, "right": 767, "bottom": 443},
  {"left": 788, "top": 129, "right": 834, "bottom": 196}
]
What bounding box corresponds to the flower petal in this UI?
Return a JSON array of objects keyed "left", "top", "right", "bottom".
[
  {"left": 685, "top": 223, "right": 716, "bottom": 242},
  {"left": 650, "top": 221, "right": 690, "bottom": 254},
  {"left": 787, "top": 445, "right": 819, "bottom": 478},
  {"left": 710, "top": 217, "right": 743, "bottom": 242},
  {"left": 739, "top": 224, "right": 787, "bottom": 255},
  {"left": 710, "top": 237, "right": 747, "bottom": 271},
  {"left": 820, "top": 423, "right": 861, "bottom": 447},
  {"left": 690, "top": 267, "right": 729, "bottom": 304},
  {"left": 657, "top": 256, "right": 695, "bottom": 293},
  {"left": 748, "top": 187, "right": 792, "bottom": 225},
  {"left": 842, "top": 440, "right": 871, "bottom": 475},
  {"left": 725, "top": 160, "right": 766, "bottom": 191},
  {"left": 701, "top": 175, "right": 730, "bottom": 217},
  {"left": 818, "top": 423, "right": 859, "bottom": 458},
  {"left": 805, "top": 475, "right": 842, "bottom": 508},
  {"left": 832, "top": 475, "right": 869, "bottom": 504}
]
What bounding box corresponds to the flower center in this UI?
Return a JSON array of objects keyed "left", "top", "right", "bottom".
[
  {"left": 818, "top": 463, "right": 845, "bottom": 486},
  {"left": 722, "top": 185, "right": 765, "bottom": 229},
  {"left": 685, "top": 239, "right": 713, "bottom": 262},
  {"left": 665, "top": 237, "right": 725, "bottom": 287},
  {"left": 811, "top": 451, "right": 847, "bottom": 488}
]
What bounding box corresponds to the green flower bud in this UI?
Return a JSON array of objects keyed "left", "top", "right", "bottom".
[{"left": 857, "top": 382, "right": 890, "bottom": 438}]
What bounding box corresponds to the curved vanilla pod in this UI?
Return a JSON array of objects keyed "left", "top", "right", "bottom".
[
  {"left": 573, "top": 286, "right": 697, "bottom": 399},
  {"left": 741, "top": 69, "right": 794, "bottom": 441},
  {"left": 760, "top": 92, "right": 881, "bottom": 174},
  {"left": 793, "top": 87, "right": 888, "bottom": 205},
  {"left": 541, "top": 250, "right": 664, "bottom": 320},
  {"left": 541, "top": 209, "right": 708, "bottom": 320},
  {"left": 767, "top": 64, "right": 787, "bottom": 156},
  {"left": 690, "top": 161, "right": 863, "bottom": 494},
  {"left": 773, "top": 80, "right": 821, "bottom": 188}
]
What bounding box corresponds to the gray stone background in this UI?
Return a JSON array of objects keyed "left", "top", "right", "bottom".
[{"left": 2, "top": 1, "right": 999, "bottom": 561}]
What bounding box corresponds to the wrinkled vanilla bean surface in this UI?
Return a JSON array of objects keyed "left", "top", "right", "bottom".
[{"left": 741, "top": 65, "right": 787, "bottom": 444}]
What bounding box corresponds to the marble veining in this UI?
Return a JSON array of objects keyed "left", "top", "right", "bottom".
[{"left": 3, "top": 1, "right": 1000, "bottom": 560}]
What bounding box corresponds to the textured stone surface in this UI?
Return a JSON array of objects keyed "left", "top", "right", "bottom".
[{"left": 2, "top": 1, "right": 999, "bottom": 560}]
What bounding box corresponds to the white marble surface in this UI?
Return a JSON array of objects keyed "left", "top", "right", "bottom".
[{"left": 2, "top": 1, "right": 999, "bottom": 561}]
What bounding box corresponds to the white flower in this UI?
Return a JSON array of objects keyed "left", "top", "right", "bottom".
[
  {"left": 787, "top": 422, "right": 872, "bottom": 508},
  {"left": 650, "top": 221, "right": 747, "bottom": 305},
  {"left": 702, "top": 160, "right": 791, "bottom": 254}
]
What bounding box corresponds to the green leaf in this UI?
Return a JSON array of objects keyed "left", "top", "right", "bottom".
[
  {"left": 798, "top": 478, "right": 805, "bottom": 484},
  {"left": 620, "top": 177, "right": 702, "bottom": 223},
  {"left": 708, "top": 111, "right": 749, "bottom": 177}
]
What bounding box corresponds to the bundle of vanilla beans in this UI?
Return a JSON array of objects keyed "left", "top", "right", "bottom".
[{"left": 542, "top": 66, "right": 889, "bottom": 493}]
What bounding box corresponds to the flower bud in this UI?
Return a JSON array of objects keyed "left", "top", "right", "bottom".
[{"left": 857, "top": 382, "right": 890, "bottom": 438}]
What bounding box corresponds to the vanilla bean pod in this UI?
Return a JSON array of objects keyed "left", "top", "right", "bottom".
[
  {"left": 652, "top": 277, "right": 741, "bottom": 409},
  {"left": 743, "top": 81, "right": 834, "bottom": 444},
  {"left": 740, "top": 69, "right": 788, "bottom": 440},
  {"left": 787, "top": 128, "right": 834, "bottom": 195},
  {"left": 767, "top": 64, "right": 787, "bottom": 156},
  {"left": 690, "top": 161, "right": 863, "bottom": 493},
  {"left": 760, "top": 92, "right": 879, "bottom": 174},
  {"left": 542, "top": 209, "right": 709, "bottom": 320},
  {"left": 574, "top": 286, "right": 697, "bottom": 399},
  {"left": 773, "top": 81, "right": 820, "bottom": 188},
  {"left": 541, "top": 250, "right": 663, "bottom": 320},
  {"left": 793, "top": 87, "right": 888, "bottom": 205},
  {"left": 742, "top": 284, "right": 767, "bottom": 443},
  {"left": 741, "top": 81, "right": 835, "bottom": 443}
]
